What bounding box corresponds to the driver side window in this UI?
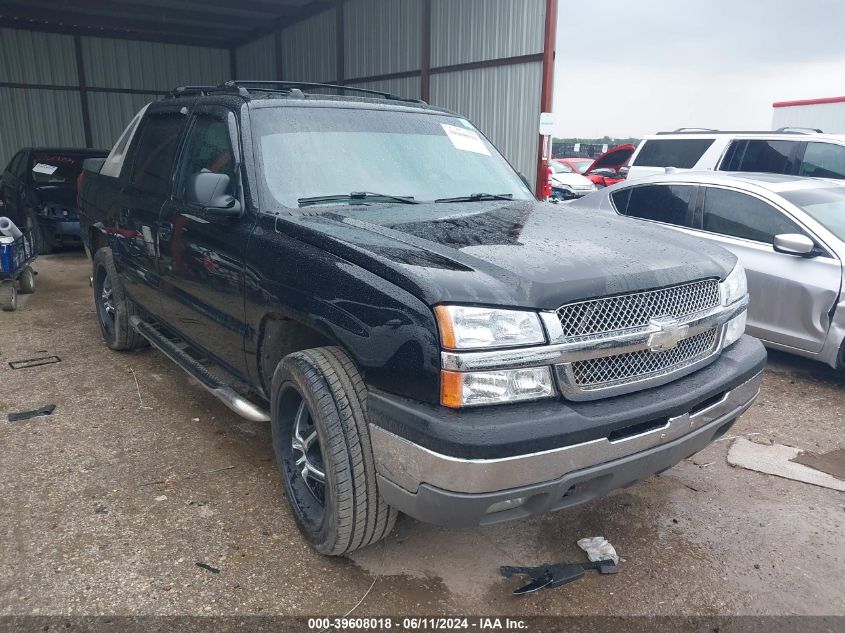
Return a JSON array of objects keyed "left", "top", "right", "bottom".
[{"left": 176, "top": 113, "right": 236, "bottom": 201}]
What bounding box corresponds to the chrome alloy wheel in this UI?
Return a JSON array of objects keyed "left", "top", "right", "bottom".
[{"left": 291, "top": 399, "right": 326, "bottom": 503}]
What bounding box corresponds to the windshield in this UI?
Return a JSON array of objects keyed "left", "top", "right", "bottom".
[
  {"left": 550, "top": 162, "right": 573, "bottom": 174},
  {"left": 30, "top": 153, "right": 91, "bottom": 185},
  {"left": 571, "top": 160, "right": 592, "bottom": 174},
  {"left": 781, "top": 187, "right": 845, "bottom": 241},
  {"left": 253, "top": 106, "right": 533, "bottom": 207}
]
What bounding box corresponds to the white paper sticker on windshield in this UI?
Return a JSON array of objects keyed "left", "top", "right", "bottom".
[
  {"left": 32, "top": 163, "right": 58, "bottom": 175},
  {"left": 441, "top": 124, "right": 491, "bottom": 156}
]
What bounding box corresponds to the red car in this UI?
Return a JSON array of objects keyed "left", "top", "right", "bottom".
[{"left": 557, "top": 144, "right": 636, "bottom": 188}]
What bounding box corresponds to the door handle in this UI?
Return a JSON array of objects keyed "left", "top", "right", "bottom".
[{"left": 158, "top": 221, "right": 173, "bottom": 242}]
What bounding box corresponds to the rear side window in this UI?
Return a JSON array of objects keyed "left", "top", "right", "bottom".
[
  {"left": 632, "top": 139, "right": 715, "bottom": 168},
  {"left": 799, "top": 142, "right": 845, "bottom": 179},
  {"left": 129, "top": 112, "right": 185, "bottom": 195},
  {"left": 701, "top": 187, "right": 803, "bottom": 243},
  {"left": 612, "top": 184, "right": 695, "bottom": 226},
  {"left": 721, "top": 139, "right": 797, "bottom": 174}
]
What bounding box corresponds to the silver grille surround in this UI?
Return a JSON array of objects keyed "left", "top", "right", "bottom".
[{"left": 556, "top": 279, "right": 720, "bottom": 339}]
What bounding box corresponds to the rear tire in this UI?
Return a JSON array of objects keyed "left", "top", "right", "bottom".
[
  {"left": 18, "top": 267, "right": 35, "bottom": 295},
  {"left": 0, "top": 281, "right": 17, "bottom": 311},
  {"left": 271, "top": 346, "right": 397, "bottom": 556},
  {"left": 26, "top": 212, "right": 53, "bottom": 255},
  {"left": 93, "top": 248, "right": 146, "bottom": 351}
]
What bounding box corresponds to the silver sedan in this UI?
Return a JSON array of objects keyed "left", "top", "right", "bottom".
[{"left": 568, "top": 171, "right": 845, "bottom": 369}]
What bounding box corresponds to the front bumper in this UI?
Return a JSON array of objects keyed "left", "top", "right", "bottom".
[
  {"left": 369, "top": 336, "right": 766, "bottom": 526},
  {"left": 37, "top": 217, "right": 81, "bottom": 240}
]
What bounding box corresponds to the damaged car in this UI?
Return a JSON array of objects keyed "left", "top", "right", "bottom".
[{"left": 0, "top": 147, "right": 109, "bottom": 254}]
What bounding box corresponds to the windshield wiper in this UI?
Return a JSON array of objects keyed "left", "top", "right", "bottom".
[
  {"left": 298, "top": 191, "right": 419, "bottom": 207},
  {"left": 434, "top": 193, "right": 514, "bottom": 203}
]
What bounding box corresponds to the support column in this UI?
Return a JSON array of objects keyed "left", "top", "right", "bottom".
[
  {"left": 535, "top": 0, "right": 557, "bottom": 195},
  {"left": 74, "top": 35, "right": 93, "bottom": 148}
]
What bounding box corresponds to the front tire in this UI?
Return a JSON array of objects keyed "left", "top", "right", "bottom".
[
  {"left": 271, "top": 346, "right": 397, "bottom": 556},
  {"left": 93, "top": 248, "right": 146, "bottom": 351}
]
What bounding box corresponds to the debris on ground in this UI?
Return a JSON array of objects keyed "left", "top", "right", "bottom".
[
  {"left": 8, "top": 355, "right": 61, "bottom": 370},
  {"left": 7, "top": 403, "right": 56, "bottom": 422},
  {"left": 728, "top": 438, "right": 845, "bottom": 492},
  {"left": 790, "top": 448, "right": 845, "bottom": 480},
  {"left": 577, "top": 536, "right": 620, "bottom": 565},
  {"left": 501, "top": 559, "right": 618, "bottom": 594},
  {"left": 196, "top": 562, "right": 220, "bottom": 574}
]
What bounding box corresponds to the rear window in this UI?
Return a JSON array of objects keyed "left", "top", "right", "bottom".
[
  {"left": 632, "top": 139, "right": 715, "bottom": 169},
  {"left": 611, "top": 184, "right": 695, "bottom": 227},
  {"left": 29, "top": 153, "right": 90, "bottom": 185},
  {"left": 720, "top": 139, "right": 797, "bottom": 174}
]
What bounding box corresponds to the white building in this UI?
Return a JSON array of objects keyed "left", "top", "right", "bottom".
[{"left": 772, "top": 96, "right": 845, "bottom": 134}]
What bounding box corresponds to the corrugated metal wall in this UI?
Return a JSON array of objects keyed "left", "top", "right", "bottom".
[
  {"left": 430, "top": 0, "right": 545, "bottom": 67},
  {"left": 280, "top": 10, "right": 337, "bottom": 83},
  {"left": 344, "top": 0, "right": 421, "bottom": 79},
  {"left": 82, "top": 37, "right": 228, "bottom": 91},
  {"left": 236, "top": 34, "right": 276, "bottom": 81},
  {"left": 0, "top": 29, "right": 230, "bottom": 167},
  {"left": 0, "top": 88, "right": 86, "bottom": 156},
  {"left": 0, "top": 28, "right": 78, "bottom": 85},
  {"left": 346, "top": 76, "right": 422, "bottom": 101},
  {"left": 431, "top": 63, "right": 542, "bottom": 186}
]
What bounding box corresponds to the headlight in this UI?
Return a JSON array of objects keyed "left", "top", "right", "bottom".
[
  {"left": 721, "top": 262, "right": 747, "bottom": 306},
  {"left": 441, "top": 367, "right": 554, "bottom": 408},
  {"left": 434, "top": 305, "right": 545, "bottom": 350}
]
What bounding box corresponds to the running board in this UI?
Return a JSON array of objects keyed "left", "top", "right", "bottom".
[{"left": 129, "top": 315, "right": 270, "bottom": 423}]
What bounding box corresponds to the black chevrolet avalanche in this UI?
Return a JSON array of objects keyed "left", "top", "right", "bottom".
[{"left": 78, "top": 82, "right": 766, "bottom": 556}]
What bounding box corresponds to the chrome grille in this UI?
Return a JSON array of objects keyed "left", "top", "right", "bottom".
[
  {"left": 568, "top": 328, "right": 719, "bottom": 390},
  {"left": 557, "top": 279, "right": 720, "bottom": 338}
]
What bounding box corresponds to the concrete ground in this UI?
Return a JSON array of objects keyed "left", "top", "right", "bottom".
[{"left": 1, "top": 252, "right": 843, "bottom": 617}]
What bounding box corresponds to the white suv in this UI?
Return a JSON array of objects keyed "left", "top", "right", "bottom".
[{"left": 627, "top": 128, "right": 845, "bottom": 182}]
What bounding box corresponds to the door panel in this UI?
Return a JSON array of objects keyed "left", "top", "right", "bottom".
[
  {"left": 697, "top": 186, "right": 841, "bottom": 352},
  {"left": 157, "top": 107, "right": 251, "bottom": 378},
  {"left": 115, "top": 109, "right": 186, "bottom": 312}
]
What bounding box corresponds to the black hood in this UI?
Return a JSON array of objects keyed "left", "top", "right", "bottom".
[
  {"left": 280, "top": 200, "right": 736, "bottom": 309},
  {"left": 33, "top": 185, "right": 78, "bottom": 208}
]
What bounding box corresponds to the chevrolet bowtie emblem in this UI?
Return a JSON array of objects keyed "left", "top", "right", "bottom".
[{"left": 647, "top": 317, "right": 689, "bottom": 352}]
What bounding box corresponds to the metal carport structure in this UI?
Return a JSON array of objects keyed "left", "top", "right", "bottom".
[{"left": 0, "top": 0, "right": 556, "bottom": 191}]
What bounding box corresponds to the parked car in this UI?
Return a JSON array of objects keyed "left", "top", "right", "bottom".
[
  {"left": 569, "top": 171, "right": 845, "bottom": 369},
  {"left": 78, "top": 81, "right": 765, "bottom": 556},
  {"left": 556, "top": 145, "right": 635, "bottom": 189},
  {"left": 627, "top": 128, "right": 845, "bottom": 182},
  {"left": 0, "top": 147, "right": 109, "bottom": 254},
  {"left": 556, "top": 157, "right": 593, "bottom": 175},
  {"left": 549, "top": 160, "right": 596, "bottom": 200}
]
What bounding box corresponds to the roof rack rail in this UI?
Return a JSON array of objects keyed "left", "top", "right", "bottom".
[
  {"left": 222, "top": 80, "right": 425, "bottom": 104},
  {"left": 163, "top": 80, "right": 426, "bottom": 104},
  {"left": 775, "top": 126, "right": 823, "bottom": 134},
  {"left": 657, "top": 127, "right": 826, "bottom": 136}
]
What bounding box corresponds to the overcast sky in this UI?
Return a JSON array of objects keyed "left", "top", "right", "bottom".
[{"left": 552, "top": 0, "right": 845, "bottom": 138}]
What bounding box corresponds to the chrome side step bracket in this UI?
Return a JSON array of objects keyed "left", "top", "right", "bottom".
[{"left": 128, "top": 315, "right": 270, "bottom": 423}]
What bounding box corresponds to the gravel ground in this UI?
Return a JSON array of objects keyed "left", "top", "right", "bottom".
[{"left": 0, "top": 252, "right": 843, "bottom": 618}]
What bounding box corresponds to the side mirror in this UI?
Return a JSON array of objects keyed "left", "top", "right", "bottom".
[
  {"left": 186, "top": 171, "right": 241, "bottom": 218},
  {"left": 773, "top": 233, "right": 816, "bottom": 257}
]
